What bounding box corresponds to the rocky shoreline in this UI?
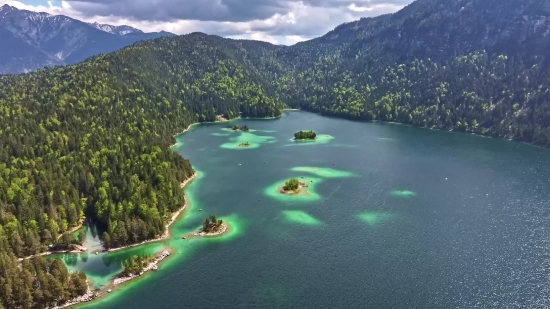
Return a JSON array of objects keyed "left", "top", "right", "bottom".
[
  {"left": 112, "top": 250, "right": 171, "bottom": 286},
  {"left": 189, "top": 222, "right": 228, "bottom": 237},
  {"left": 49, "top": 286, "right": 94, "bottom": 309},
  {"left": 17, "top": 244, "right": 89, "bottom": 262}
]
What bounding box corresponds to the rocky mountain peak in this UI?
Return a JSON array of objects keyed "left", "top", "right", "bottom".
[{"left": 0, "top": 6, "right": 173, "bottom": 74}]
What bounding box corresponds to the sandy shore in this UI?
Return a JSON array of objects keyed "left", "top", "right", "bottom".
[
  {"left": 107, "top": 172, "right": 198, "bottom": 253},
  {"left": 112, "top": 250, "right": 171, "bottom": 286}
]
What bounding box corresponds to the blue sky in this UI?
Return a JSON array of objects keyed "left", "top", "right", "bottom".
[
  {"left": 20, "top": 0, "right": 60, "bottom": 6},
  {"left": 6, "top": 0, "right": 412, "bottom": 45}
]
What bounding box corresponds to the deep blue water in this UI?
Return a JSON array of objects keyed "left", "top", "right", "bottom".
[{"left": 76, "top": 111, "right": 550, "bottom": 309}]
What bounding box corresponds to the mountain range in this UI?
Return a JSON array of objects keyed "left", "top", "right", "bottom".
[{"left": 0, "top": 4, "right": 174, "bottom": 74}]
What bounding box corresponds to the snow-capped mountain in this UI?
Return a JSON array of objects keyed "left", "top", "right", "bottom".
[
  {"left": 88, "top": 22, "right": 143, "bottom": 36},
  {"left": 0, "top": 4, "right": 174, "bottom": 74}
]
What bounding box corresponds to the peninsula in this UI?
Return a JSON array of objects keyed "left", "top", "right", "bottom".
[
  {"left": 112, "top": 251, "right": 171, "bottom": 286},
  {"left": 294, "top": 130, "right": 317, "bottom": 140}
]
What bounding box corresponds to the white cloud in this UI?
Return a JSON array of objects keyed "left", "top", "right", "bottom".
[{"left": 4, "top": 0, "right": 410, "bottom": 45}]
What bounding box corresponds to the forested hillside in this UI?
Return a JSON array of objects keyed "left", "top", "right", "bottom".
[
  {"left": 2, "top": 0, "right": 550, "bottom": 306},
  {"left": 0, "top": 33, "right": 283, "bottom": 261},
  {"left": 269, "top": 0, "right": 550, "bottom": 146},
  {"left": 0, "top": 255, "right": 88, "bottom": 308}
]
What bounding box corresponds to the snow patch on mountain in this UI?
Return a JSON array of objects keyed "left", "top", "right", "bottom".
[{"left": 89, "top": 22, "right": 143, "bottom": 36}]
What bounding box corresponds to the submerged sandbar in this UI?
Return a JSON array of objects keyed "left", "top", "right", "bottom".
[
  {"left": 291, "top": 166, "right": 356, "bottom": 178},
  {"left": 281, "top": 210, "right": 322, "bottom": 226}
]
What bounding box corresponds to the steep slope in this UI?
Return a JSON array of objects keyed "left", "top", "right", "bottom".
[
  {"left": 0, "top": 27, "right": 63, "bottom": 74},
  {"left": 0, "top": 4, "right": 175, "bottom": 74},
  {"left": 0, "top": 32, "right": 283, "bottom": 260},
  {"left": 268, "top": 0, "right": 550, "bottom": 146}
]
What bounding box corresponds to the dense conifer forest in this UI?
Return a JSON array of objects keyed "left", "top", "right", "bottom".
[
  {"left": 0, "top": 255, "right": 88, "bottom": 308},
  {"left": 0, "top": 33, "right": 283, "bottom": 308},
  {"left": 0, "top": 33, "right": 283, "bottom": 259},
  {"left": 1, "top": 0, "right": 549, "bottom": 306}
]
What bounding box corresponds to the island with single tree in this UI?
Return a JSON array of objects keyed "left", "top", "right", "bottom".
[
  {"left": 294, "top": 130, "right": 317, "bottom": 140},
  {"left": 280, "top": 178, "right": 308, "bottom": 194},
  {"left": 231, "top": 125, "right": 250, "bottom": 132}
]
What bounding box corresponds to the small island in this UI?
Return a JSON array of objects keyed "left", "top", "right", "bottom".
[
  {"left": 280, "top": 178, "right": 308, "bottom": 194},
  {"left": 239, "top": 141, "right": 251, "bottom": 147},
  {"left": 294, "top": 130, "right": 316, "bottom": 140},
  {"left": 231, "top": 125, "right": 250, "bottom": 132},
  {"left": 186, "top": 214, "right": 228, "bottom": 237}
]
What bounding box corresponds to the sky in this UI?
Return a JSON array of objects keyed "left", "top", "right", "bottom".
[{"left": 2, "top": 0, "right": 413, "bottom": 45}]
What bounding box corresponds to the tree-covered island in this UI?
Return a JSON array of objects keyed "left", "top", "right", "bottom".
[
  {"left": 294, "top": 130, "right": 317, "bottom": 140},
  {"left": 202, "top": 214, "right": 225, "bottom": 234},
  {"left": 280, "top": 178, "right": 308, "bottom": 194},
  {"left": 231, "top": 125, "right": 250, "bottom": 132},
  {"left": 182, "top": 215, "right": 228, "bottom": 239},
  {"left": 239, "top": 141, "right": 251, "bottom": 147}
]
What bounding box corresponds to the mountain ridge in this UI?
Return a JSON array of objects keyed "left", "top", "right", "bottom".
[{"left": 0, "top": 4, "right": 175, "bottom": 74}]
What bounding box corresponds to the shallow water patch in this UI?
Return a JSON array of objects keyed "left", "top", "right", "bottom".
[
  {"left": 357, "top": 211, "right": 393, "bottom": 226},
  {"left": 291, "top": 166, "right": 356, "bottom": 178},
  {"left": 210, "top": 132, "right": 231, "bottom": 137},
  {"left": 281, "top": 210, "right": 322, "bottom": 226},
  {"left": 220, "top": 131, "right": 276, "bottom": 150},
  {"left": 388, "top": 190, "right": 417, "bottom": 197},
  {"left": 377, "top": 137, "right": 397, "bottom": 142}
]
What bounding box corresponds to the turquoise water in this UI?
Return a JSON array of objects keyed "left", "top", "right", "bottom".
[{"left": 64, "top": 111, "right": 550, "bottom": 308}]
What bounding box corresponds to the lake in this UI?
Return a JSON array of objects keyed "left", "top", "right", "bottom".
[{"left": 67, "top": 111, "right": 550, "bottom": 308}]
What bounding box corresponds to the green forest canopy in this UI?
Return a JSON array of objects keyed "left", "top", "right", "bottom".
[
  {"left": 294, "top": 131, "right": 317, "bottom": 140},
  {"left": 283, "top": 179, "right": 301, "bottom": 191},
  {"left": 0, "top": 254, "right": 88, "bottom": 309}
]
